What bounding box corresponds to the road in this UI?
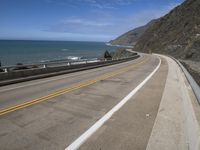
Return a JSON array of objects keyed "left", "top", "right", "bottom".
[{"left": 0, "top": 54, "right": 198, "bottom": 150}]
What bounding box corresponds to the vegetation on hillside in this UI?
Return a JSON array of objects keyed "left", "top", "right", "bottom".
[{"left": 133, "top": 0, "right": 200, "bottom": 61}]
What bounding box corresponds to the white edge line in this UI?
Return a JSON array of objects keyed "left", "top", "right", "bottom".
[{"left": 65, "top": 56, "right": 161, "bottom": 150}]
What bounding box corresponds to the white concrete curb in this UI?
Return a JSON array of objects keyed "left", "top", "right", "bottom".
[{"left": 147, "top": 54, "right": 200, "bottom": 150}]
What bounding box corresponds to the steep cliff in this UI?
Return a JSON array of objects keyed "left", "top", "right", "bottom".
[
  {"left": 134, "top": 0, "right": 200, "bottom": 61},
  {"left": 110, "top": 19, "right": 156, "bottom": 46}
]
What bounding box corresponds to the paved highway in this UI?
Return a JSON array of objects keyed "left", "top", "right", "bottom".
[{"left": 0, "top": 54, "right": 198, "bottom": 150}]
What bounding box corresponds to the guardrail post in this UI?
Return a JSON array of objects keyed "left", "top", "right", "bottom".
[
  {"left": 43, "top": 64, "right": 47, "bottom": 68},
  {"left": 4, "top": 68, "right": 8, "bottom": 73}
]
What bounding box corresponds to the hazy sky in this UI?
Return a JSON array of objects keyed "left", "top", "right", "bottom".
[{"left": 0, "top": 0, "right": 184, "bottom": 41}]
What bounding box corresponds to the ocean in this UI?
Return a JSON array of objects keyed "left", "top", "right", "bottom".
[{"left": 0, "top": 40, "right": 119, "bottom": 66}]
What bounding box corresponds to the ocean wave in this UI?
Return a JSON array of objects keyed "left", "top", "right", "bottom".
[
  {"left": 106, "top": 43, "right": 112, "bottom": 46},
  {"left": 40, "top": 59, "right": 49, "bottom": 63},
  {"left": 66, "top": 56, "right": 81, "bottom": 61},
  {"left": 106, "top": 43, "right": 133, "bottom": 48},
  {"left": 61, "top": 49, "right": 69, "bottom": 51}
]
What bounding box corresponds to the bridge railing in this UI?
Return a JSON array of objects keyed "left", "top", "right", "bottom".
[
  {"left": 0, "top": 54, "right": 139, "bottom": 73},
  {"left": 0, "top": 58, "right": 101, "bottom": 73},
  {"left": 0, "top": 55, "right": 140, "bottom": 85}
]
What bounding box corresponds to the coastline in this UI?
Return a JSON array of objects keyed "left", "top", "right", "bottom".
[{"left": 0, "top": 40, "right": 117, "bottom": 66}]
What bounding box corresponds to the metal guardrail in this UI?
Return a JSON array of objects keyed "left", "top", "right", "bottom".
[
  {"left": 0, "top": 55, "right": 139, "bottom": 73},
  {"left": 170, "top": 56, "right": 200, "bottom": 105},
  {"left": 0, "top": 58, "right": 101, "bottom": 73},
  {"left": 0, "top": 55, "right": 140, "bottom": 86}
]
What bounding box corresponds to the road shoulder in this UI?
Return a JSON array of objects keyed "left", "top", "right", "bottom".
[{"left": 146, "top": 55, "right": 200, "bottom": 150}]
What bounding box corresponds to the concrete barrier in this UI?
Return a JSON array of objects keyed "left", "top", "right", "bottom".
[{"left": 0, "top": 55, "right": 140, "bottom": 86}]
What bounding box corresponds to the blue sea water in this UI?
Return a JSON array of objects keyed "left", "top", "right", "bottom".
[{"left": 0, "top": 40, "right": 118, "bottom": 66}]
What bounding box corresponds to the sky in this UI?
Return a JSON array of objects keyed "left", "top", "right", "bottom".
[{"left": 0, "top": 0, "right": 184, "bottom": 42}]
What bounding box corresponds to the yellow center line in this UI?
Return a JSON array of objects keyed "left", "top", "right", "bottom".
[{"left": 0, "top": 57, "right": 149, "bottom": 116}]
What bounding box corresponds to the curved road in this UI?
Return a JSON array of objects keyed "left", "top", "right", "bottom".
[{"left": 0, "top": 54, "right": 179, "bottom": 150}]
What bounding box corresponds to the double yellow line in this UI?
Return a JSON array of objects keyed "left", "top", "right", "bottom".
[{"left": 0, "top": 58, "right": 149, "bottom": 116}]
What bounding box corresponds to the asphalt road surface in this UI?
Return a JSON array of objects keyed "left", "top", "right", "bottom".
[{"left": 0, "top": 54, "right": 169, "bottom": 150}]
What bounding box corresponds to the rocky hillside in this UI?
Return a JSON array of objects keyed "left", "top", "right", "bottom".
[
  {"left": 134, "top": 0, "right": 200, "bottom": 61},
  {"left": 110, "top": 19, "right": 156, "bottom": 46}
]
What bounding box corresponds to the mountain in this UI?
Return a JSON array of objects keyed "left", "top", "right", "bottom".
[
  {"left": 110, "top": 19, "right": 156, "bottom": 46},
  {"left": 133, "top": 0, "right": 200, "bottom": 61}
]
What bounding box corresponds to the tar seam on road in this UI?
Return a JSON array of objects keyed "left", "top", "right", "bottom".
[
  {"left": 65, "top": 57, "right": 161, "bottom": 150},
  {"left": 0, "top": 57, "right": 149, "bottom": 116}
]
